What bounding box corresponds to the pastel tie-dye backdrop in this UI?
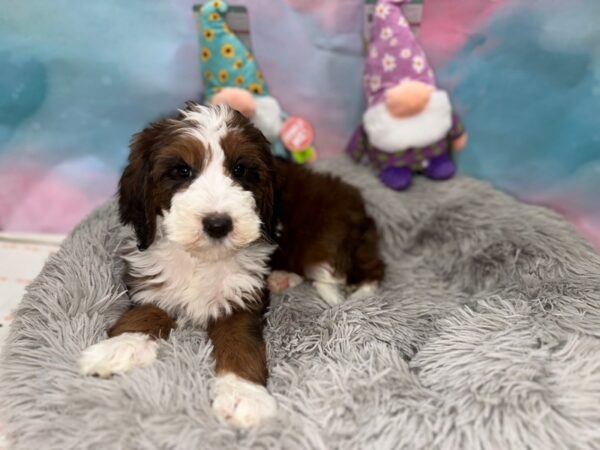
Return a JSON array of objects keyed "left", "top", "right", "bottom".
[
  {"left": 421, "top": 0, "right": 600, "bottom": 249},
  {"left": 0, "top": 0, "right": 598, "bottom": 248}
]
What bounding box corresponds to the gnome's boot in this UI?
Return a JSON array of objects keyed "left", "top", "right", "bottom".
[
  {"left": 423, "top": 154, "right": 456, "bottom": 180},
  {"left": 380, "top": 166, "right": 413, "bottom": 191}
]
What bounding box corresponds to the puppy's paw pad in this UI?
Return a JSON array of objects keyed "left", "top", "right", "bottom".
[
  {"left": 212, "top": 374, "right": 277, "bottom": 428},
  {"left": 268, "top": 271, "right": 303, "bottom": 294},
  {"left": 79, "top": 332, "right": 157, "bottom": 378}
]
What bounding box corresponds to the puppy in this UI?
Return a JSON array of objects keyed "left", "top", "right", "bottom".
[
  {"left": 79, "top": 103, "right": 384, "bottom": 429},
  {"left": 80, "top": 104, "right": 277, "bottom": 428}
]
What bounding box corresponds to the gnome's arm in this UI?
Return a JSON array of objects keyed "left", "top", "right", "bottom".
[
  {"left": 346, "top": 126, "right": 368, "bottom": 162},
  {"left": 449, "top": 112, "right": 468, "bottom": 151}
]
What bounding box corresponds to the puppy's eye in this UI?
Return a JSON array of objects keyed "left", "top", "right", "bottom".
[
  {"left": 174, "top": 164, "right": 193, "bottom": 179},
  {"left": 232, "top": 162, "right": 246, "bottom": 179}
]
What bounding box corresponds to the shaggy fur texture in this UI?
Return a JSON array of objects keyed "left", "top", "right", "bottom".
[{"left": 1, "top": 158, "right": 600, "bottom": 449}]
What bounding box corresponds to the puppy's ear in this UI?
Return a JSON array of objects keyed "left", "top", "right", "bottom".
[
  {"left": 119, "top": 122, "right": 166, "bottom": 250},
  {"left": 258, "top": 140, "right": 277, "bottom": 239}
]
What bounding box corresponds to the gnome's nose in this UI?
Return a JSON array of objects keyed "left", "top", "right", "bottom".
[{"left": 385, "top": 80, "right": 433, "bottom": 118}]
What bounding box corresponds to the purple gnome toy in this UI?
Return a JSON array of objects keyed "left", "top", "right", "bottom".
[{"left": 347, "top": 0, "right": 468, "bottom": 191}]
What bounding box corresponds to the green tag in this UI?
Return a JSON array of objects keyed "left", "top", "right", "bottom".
[{"left": 291, "top": 147, "right": 316, "bottom": 164}]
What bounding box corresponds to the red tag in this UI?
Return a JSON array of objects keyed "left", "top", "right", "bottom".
[{"left": 280, "top": 117, "right": 314, "bottom": 152}]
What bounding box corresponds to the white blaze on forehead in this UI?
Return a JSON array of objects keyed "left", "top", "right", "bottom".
[
  {"left": 163, "top": 104, "right": 261, "bottom": 254},
  {"left": 179, "top": 103, "right": 234, "bottom": 161}
]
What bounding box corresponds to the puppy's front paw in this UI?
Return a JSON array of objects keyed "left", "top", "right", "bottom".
[
  {"left": 314, "top": 281, "right": 344, "bottom": 306},
  {"left": 79, "top": 332, "right": 157, "bottom": 378},
  {"left": 268, "top": 270, "right": 303, "bottom": 294},
  {"left": 212, "top": 373, "right": 277, "bottom": 428}
]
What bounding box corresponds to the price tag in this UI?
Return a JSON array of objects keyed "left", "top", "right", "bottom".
[{"left": 280, "top": 117, "right": 314, "bottom": 152}]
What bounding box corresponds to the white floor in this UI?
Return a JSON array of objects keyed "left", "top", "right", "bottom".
[{"left": 0, "top": 232, "right": 65, "bottom": 450}]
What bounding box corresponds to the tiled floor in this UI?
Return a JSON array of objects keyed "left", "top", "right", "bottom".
[{"left": 0, "top": 232, "right": 65, "bottom": 450}]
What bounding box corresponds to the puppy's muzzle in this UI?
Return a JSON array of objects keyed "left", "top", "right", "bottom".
[{"left": 203, "top": 213, "right": 233, "bottom": 239}]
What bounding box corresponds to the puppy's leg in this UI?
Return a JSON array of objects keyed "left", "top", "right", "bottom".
[
  {"left": 306, "top": 263, "right": 345, "bottom": 306},
  {"left": 348, "top": 216, "right": 385, "bottom": 301},
  {"left": 208, "top": 308, "right": 276, "bottom": 428},
  {"left": 348, "top": 282, "right": 379, "bottom": 301},
  {"left": 79, "top": 304, "right": 175, "bottom": 378}
]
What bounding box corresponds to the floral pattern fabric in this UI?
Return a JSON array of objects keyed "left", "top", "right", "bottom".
[
  {"left": 198, "top": 0, "right": 267, "bottom": 101},
  {"left": 365, "top": 0, "right": 435, "bottom": 107}
]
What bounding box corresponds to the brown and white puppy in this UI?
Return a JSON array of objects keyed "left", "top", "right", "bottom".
[
  {"left": 78, "top": 103, "right": 384, "bottom": 428},
  {"left": 80, "top": 104, "right": 277, "bottom": 428}
]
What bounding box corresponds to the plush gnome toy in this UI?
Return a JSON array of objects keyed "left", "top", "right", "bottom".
[
  {"left": 347, "top": 0, "right": 467, "bottom": 191},
  {"left": 198, "top": 0, "right": 314, "bottom": 162}
]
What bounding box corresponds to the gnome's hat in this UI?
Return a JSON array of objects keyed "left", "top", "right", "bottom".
[
  {"left": 364, "top": 0, "right": 436, "bottom": 108},
  {"left": 198, "top": 0, "right": 268, "bottom": 101}
]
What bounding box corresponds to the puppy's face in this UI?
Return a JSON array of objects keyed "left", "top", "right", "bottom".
[{"left": 119, "top": 104, "right": 275, "bottom": 257}]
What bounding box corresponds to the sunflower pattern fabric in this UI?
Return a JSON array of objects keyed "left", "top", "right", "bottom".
[{"left": 198, "top": 0, "right": 268, "bottom": 102}]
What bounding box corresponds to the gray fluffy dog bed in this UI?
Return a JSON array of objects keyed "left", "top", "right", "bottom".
[{"left": 2, "top": 158, "right": 600, "bottom": 449}]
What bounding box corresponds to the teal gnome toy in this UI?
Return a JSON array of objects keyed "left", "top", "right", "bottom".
[{"left": 197, "top": 0, "right": 316, "bottom": 163}]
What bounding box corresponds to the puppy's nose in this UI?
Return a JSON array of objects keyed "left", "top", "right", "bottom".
[{"left": 202, "top": 214, "right": 233, "bottom": 239}]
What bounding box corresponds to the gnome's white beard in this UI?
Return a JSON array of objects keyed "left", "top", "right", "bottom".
[
  {"left": 251, "top": 96, "right": 283, "bottom": 143},
  {"left": 363, "top": 90, "right": 453, "bottom": 153}
]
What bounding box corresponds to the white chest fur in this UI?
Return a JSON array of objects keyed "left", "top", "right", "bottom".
[{"left": 122, "top": 236, "right": 274, "bottom": 325}]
